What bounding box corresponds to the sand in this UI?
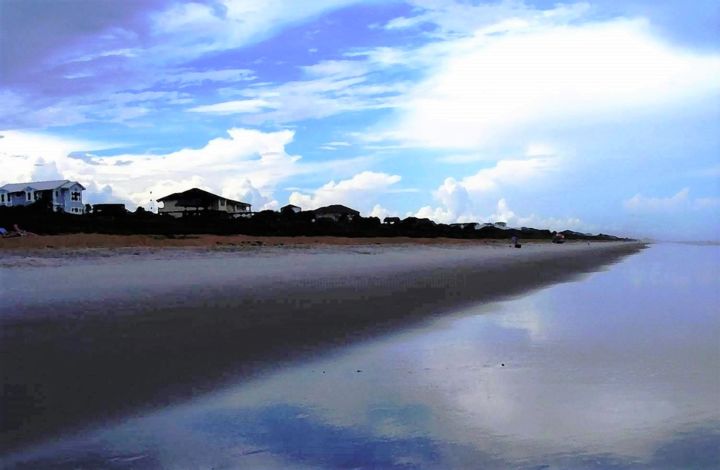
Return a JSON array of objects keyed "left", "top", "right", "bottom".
[
  {"left": 0, "top": 241, "right": 646, "bottom": 452},
  {"left": 0, "top": 233, "right": 520, "bottom": 251}
]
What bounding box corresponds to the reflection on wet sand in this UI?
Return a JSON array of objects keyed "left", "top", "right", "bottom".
[{"left": 4, "top": 244, "right": 720, "bottom": 468}]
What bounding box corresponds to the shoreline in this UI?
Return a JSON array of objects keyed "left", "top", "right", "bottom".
[{"left": 1, "top": 241, "right": 646, "bottom": 452}]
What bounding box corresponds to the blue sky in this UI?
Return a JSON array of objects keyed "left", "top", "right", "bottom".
[{"left": 1, "top": 0, "right": 718, "bottom": 239}]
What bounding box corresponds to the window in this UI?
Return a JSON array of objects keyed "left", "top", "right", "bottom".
[
  {"left": 27, "top": 191, "right": 32, "bottom": 201},
  {"left": 34, "top": 192, "right": 41, "bottom": 201},
  {"left": 0, "top": 194, "right": 4, "bottom": 203},
  {"left": 55, "top": 190, "right": 59, "bottom": 198},
  {"left": 71, "top": 191, "right": 81, "bottom": 201}
]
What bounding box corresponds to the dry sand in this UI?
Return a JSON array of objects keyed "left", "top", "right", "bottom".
[
  {"left": 0, "top": 233, "right": 517, "bottom": 251},
  {"left": 0, "top": 241, "right": 646, "bottom": 452}
]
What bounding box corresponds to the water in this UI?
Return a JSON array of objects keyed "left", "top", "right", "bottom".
[{"left": 5, "top": 243, "right": 720, "bottom": 469}]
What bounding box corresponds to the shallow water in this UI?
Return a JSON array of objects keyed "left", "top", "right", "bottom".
[{"left": 5, "top": 243, "right": 720, "bottom": 469}]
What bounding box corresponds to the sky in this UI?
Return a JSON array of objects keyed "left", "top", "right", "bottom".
[{"left": 0, "top": 0, "right": 718, "bottom": 240}]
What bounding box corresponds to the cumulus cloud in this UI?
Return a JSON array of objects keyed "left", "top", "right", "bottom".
[
  {"left": 413, "top": 154, "right": 559, "bottom": 223},
  {"left": 369, "top": 204, "right": 396, "bottom": 220},
  {"left": 0, "top": 128, "right": 347, "bottom": 210},
  {"left": 433, "top": 177, "right": 473, "bottom": 217},
  {"left": 0, "top": 131, "right": 100, "bottom": 182},
  {"left": 220, "top": 178, "right": 279, "bottom": 211},
  {"left": 409, "top": 149, "right": 589, "bottom": 230},
  {"left": 289, "top": 171, "right": 402, "bottom": 213},
  {"left": 491, "top": 199, "right": 586, "bottom": 231},
  {"left": 461, "top": 157, "right": 557, "bottom": 192},
  {"left": 414, "top": 196, "right": 586, "bottom": 231}
]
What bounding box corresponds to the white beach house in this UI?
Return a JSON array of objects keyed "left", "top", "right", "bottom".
[{"left": 0, "top": 180, "right": 86, "bottom": 214}]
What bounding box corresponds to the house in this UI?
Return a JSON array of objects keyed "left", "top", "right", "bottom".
[
  {"left": 92, "top": 203, "right": 127, "bottom": 216},
  {"left": 450, "top": 222, "right": 480, "bottom": 230},
  {"left": 157, "top": 188, "right": 251, "bottom": 218},
  {"left": 480, "top": 222, "right": 510, "bottom": 230},
  {"left": 401, "top": 217, "right": 437, "bottom": 228},
  {"left": 312, "top": 204, "right": 360, "bottom": 222},
  {"left": 383, "top": 216, "right": 401, "bottom": 224},
  {"left": 280, "top": 204, "right": 302, "bottom": 215},
  {"left": 0, "top": 180, "right": 86, "bottom": 214}
]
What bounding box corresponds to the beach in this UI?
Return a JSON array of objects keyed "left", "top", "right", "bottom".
[
  {"left": 1, "top": 239, "right": 645, "bottom": 453},
  {"left": 0, "top": 233, "right": 537, "bottom": 252}
]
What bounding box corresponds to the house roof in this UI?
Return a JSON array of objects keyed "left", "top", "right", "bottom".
[
  {"left": 157, "top": 187, "right": 250, "bottom": 207},
  {"left": 281, "top": 204, "right": 301, "bottom": 209},
  {"left": 313, "top": 204, "right": 360, "bottom": 216},
  {"left": 0, "top": 180, "right": 85, "bottom": 192}
]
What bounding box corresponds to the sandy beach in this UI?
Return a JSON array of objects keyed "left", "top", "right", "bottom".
[
  {"left": 0, "top": 233, "right": 532, "bottom": 252},
  {"left": 0, "top": 240, "right": 645, "bottom": 453}
]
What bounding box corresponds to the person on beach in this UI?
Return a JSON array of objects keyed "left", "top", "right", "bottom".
[
  {"left": 8, "top": 224, "right": 36, "bottom": 237},
  {"left": 511, "top": 235, "right": 521, "bottom": 248}
]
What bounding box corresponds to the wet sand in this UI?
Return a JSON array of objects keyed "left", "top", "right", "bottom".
[{"left": 0, "top": 241, "right": 645, "bottom": 453}]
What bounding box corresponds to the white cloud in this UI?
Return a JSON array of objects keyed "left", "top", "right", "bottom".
[
  {"left": 148, "top": 0, "right": 362, "bottom": 60},
  {"left": 0, "top": 131, "right": 103, "bottom": 182},
  {"left": 433, "top": 177, "right": 473, "bottom": 216},
  {"left": 189, "top": 99, "right": 275, "bottom": 114},
  {"left": 289, "top": 171, "right": 402, "bottom": 213},
  {"left": 415, "top": 196, "right": 586, "bottom": 231},
  {"left": 1, "top": 1, "right": 366, "bottom": 128},
  {"left": 206, "top": 58, "right": 409, "bottom": 124},
  {"left": 220, "top": 178, "right": 279, "bottom": 210},
  {"left": 320, "top": 141, "right": 353, "bottom": 151},
  {"left": 369, "top": 204, "right": 396, "bottom": 219},
  {"left": 386, "top": 15, "right": 720, "bottom": 149},
  {"left": 491, "top": 198, "right": 586, "bottom": 231},
  {"left": 409, "top": 150, "right": 590, "bottom": 230},
  {"left": 384, "top": 0, "right": 557, "bottom": 37},
  {"left": 414, "top": 205, "right": 457, "bottom": 224},
  {"left": 624, "top": 188, "right": 690, "bottom": 212},
  {"left": 409, "top": 154, "right": 559, "bottom": 224},
  {"left": 624, "top": 188, "right": 720, "bottom": 213},
  {"left": 0, "top": 128, "right": 359, "bottom": 210},
  {"left": 461, "top": 157, "right": 557, "bottom": 192}
]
